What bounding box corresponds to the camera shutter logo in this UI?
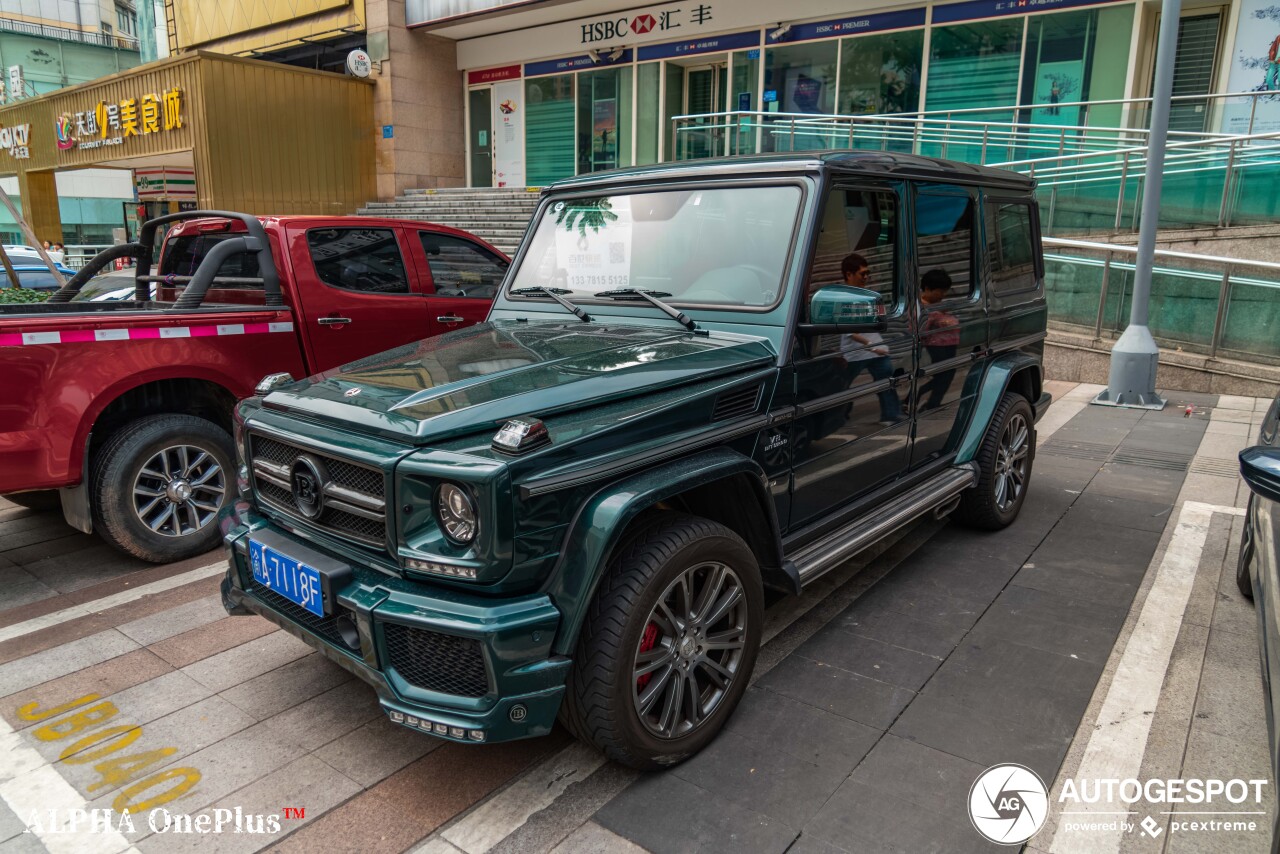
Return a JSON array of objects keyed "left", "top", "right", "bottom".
[{"left": 969, "top": 763, "right": 1049, "bottom": 844}]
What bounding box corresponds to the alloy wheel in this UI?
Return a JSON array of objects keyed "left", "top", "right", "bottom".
[
  {"left": 994, "top": 412, "right": 1029, "bottom": 512},
  {"left": 132, "top": 444, "right": 226, "bottom": 537},
  {"left": 632, "top": 561, "right": 748, "bottom": 739}
]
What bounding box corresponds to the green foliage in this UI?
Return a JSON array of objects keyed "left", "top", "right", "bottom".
[
  {"left": 556, "top": 198, "right": 618, "bottom": 238},
  {"left": 0, "top": 287, "right": 50, "bottom": 304}
]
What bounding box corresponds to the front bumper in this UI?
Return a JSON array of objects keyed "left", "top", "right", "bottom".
[{"left": 219, "top": 500, "right": 570, "bottom": 745}]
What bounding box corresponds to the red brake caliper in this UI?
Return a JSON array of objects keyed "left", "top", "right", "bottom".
[{"left": 636, "top": 621, "right": 660, "bottom": 691}]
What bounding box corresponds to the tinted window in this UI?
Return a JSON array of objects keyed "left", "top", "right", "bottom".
[
  {"left": 807, "top": 188, "right": 899, "bottom": 317},
  {"left": 419, "top": 233, "right": 508, "bottom": 299},
  {"left": 986, "top": 201, "right": 1038, "bottom": 296},
  {"left": 915, "top": 191, "right": 975, "bottom": 301},
  {"left": 159, "top": 234, "right": 261, "bottom": 287},
  {"left": 307, "top": 228, "right": 409, "bottom": 294},
  {"left": 16, "top": 270, "right": 60, "bottom": 290}
]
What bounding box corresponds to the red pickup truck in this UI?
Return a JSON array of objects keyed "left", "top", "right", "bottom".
[{"left": 0, "top": 210, "right": 508, "bottom": 563}]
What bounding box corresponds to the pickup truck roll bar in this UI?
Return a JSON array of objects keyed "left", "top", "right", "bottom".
[{"left": 47, "top": 210, "right": 283, "bottom": 309}]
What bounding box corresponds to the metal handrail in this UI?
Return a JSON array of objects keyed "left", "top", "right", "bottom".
[
  {"left": 1042, "top": 237, "right": 1280, "bottom": 358},
  {"left": 0, "top": 16, "right": 139, "bottom": 50}
]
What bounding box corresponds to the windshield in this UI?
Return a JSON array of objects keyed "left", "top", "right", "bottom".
[{"left": 509, "top": 185, "right": 803, "bottom": 308}]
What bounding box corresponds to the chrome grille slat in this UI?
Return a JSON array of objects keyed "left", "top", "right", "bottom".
[{"left": 249, "top": 433, "right": 388, "bottom": 549}]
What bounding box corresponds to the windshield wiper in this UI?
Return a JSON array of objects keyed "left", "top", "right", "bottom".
[
  {"left": 509, "top": 286, "right": 591, "bottom": 322},
  {"left": 593, "top": 288, "right": 697, "bottom": 331}
]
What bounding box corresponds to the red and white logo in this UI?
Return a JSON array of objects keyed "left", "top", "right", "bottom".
[{"left": 631, "top": 13, "right": 656, "bottom": 34}]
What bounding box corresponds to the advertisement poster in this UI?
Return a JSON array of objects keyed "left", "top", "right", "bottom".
[
  {"left": 592, "top": 98, "right": 618, "bottom": 169},
  {"left": 492, "top": 80, "right": 525, "bottom": 188},
  {"left": 553, "top": 196, "right": 632, "bottom": 292},
  {"left": 1223, "top": 0, "right": 1280, "bottom": 133},
  {"left": 1029, "top": 60, "right": 1085, "bottom": 127}
]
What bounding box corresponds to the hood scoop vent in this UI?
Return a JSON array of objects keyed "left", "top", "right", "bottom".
[{"left": 712, "top": 384, "right": 762, "bottom": 422}]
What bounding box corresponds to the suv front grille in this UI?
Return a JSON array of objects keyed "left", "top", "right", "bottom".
[
  {"left": 383, "top": 623, "right": 490, "bottom": 698},
  {"left": 249, "top": 434, "right": 388, "bottom": 548}
]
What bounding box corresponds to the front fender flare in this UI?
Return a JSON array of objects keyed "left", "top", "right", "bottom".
[
  {"left": 954, "top": 354, "right": 1043, "bottom": 464},
  {"left": 542, "top": 446, "right": 780, "bottom": 657}
]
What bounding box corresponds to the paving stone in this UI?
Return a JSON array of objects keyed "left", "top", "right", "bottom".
[
  {"left": 1010, "top": 560, "right": 1141, "bottom": 607},
  {"left": 548, "top": 821, "right": 647, "bottom": 854},
  {"left": 70, "top": 695, "right": 257, "bottom": 804},
  {"left": 0, "top": 648, "right": 173, "bottom": 731},
  {"left": 1087, "top": 462, "right": 1185, "bottom": 504},
  {"left": 117, "top": 595, "right": 228, "bottom": 645},
  {"left": 725, "top": 687, "right": 880, "bottom": 772},
  {"left": 833, "top": 605, "right": 969, "bottom": 659},
  {"left": 1191, "top": 628, "right": 1269, "bottom": 743},
  {"left": 488, "top": 762, "right": 642, "bottom": 854},
  {"left": 793, "top": 625, "right": 943, "bottom": 691},
  {"left": 257, "top": 678, "right": 380, "bottom": 752},
  {"left": 1029, "top": 515, "right": 1164, "bottom": 580},
  {"left": 890, "top": 691, "right": 1071, "bottom": 780},
  {"left": 849, "top": 734, "right": 988, "bottom": 819},
  {"left": 840, "top": 585, "right": 988, "bottom": 637},
  {"left": 135, "top": 754, "right": 363, "bottom": 854},
  {"left": 0, "top": 802, "right": 26, "bottom": 844},
  {"left": 180, "top": 630, "right": 312, "bottom": 693},
  {"left": 803, "top": 778, "right": 996, "bottom": 854},
  {"left": 1063, "top": 493, "right": 1175, "bottom": 533},
  {"left": 149, "top": 615, "right": 277, "bottom": 669},
  {"left": 219, "top": 652, "right": 350, "bottom": 721},
  {"left": 670, "top": 729, "right": 853, "bottom": 827},
  {"left": 595, "top": 772, "right": 798, "bottom": 854},
  {"left": 0, "top": 831, "right": 46, "bottom": 854},
  {"left": 784, "top": 834, "right": 872, "bottom": 854},
  {"left": 313, "top": 714, "right": 440, "bottom": 788},
  {"left": 964, "top": 597, "right": 1119, "bottom": 665},
  {"left": 755, "top": 654, "right": 916, "bottom": 730},
  {"left": 0, "top": 629, "right": 139, "bottom": 697},
  {"left": 0, "top": 569, "right": 57, "bottom": 611}
]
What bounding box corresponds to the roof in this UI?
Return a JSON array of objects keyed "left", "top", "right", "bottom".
[{"left": 546, "top": 151, "right": 1036, "bottom": 193}]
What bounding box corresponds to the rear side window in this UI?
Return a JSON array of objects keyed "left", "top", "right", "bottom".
[
  {"left": 307, "top": 228, "right": 409, "bottom": 294},
  {"left": 986, "top": 201, "right": 1039, "bottom": 297},
  {"left": 914, "top": 189, "right": 975, "bottom": 301},
  {"left": 159, "top": 234, "right": 261, "bottom": 287},
  {"left": 419, "top": 232, "right": 508, "bottom": 299},
  {"left": 16, "top": 270, "right": 60, "bottom": 290}
]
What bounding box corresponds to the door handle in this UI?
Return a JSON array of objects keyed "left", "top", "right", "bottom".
[
  {"left": 437, "top": 316, "right": 465, "bottom": 323},
  {"left": 318, "top": 317, "right": 352, "bottom": 325}
]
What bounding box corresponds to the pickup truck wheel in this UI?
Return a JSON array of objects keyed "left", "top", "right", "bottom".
[
  {"left": 92, "top": 415, "right": 233, "bottom": 563},
  {"left": 954, "top": 391, "right": 1034, "bottom": 530},
  {"left": 562, "top": 513, "right": 763, "bottom": 770}
]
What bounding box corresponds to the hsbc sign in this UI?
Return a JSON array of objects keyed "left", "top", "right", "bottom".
[{"left": 580, "top": 3, "right": 715, "bottom": 43}]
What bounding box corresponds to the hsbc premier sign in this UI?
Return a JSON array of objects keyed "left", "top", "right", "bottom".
[{"left": 581, "top": 3, "right": 715, "bottom": 43}]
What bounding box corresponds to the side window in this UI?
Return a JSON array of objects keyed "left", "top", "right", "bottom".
[
  {"left": 419, "top": 232, "right": 509, "bottom": 299},
  {"left": 806, "top": 187, "right": 899, "bottom": 321},
  {"left": 914, "top": 190, "right": 975, "bottom": 302},
  {"left": 306, "top": 228, "right": 409, "bottom": 294},
  {"left": 985, "top": 201, "right": 1039, "bottom": 297}
]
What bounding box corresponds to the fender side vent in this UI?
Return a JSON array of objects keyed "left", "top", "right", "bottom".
[{"left": 712, "top": 385, "right": 762, "bottom": 422}]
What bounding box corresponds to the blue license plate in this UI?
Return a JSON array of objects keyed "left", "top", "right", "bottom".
[{"left": 249, "top": 540, "right": 325, "bottom": 617}]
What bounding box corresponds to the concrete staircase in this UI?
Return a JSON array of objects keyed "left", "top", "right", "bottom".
[{"left": 358, "top": 187, "right": 542, "bottom": 257}]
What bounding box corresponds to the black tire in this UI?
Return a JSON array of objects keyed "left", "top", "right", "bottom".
[
  {"left": 954, "top": 391, "right": 1035, "bottom": 530},
  {"left": 561, "top": 513, "right": 764, "bottom": 770},
  {"left": 1238, "top": 496, "right": 1255, "bottom": 600},
  {"left": 3, "top": 490, "right": 60, "bottom": 512},
  {"left": 91, "top": 414, "right": 234, "bottom": 563}
]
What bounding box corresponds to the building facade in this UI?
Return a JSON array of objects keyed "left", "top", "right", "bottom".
[{"left": 410, "top": 0, "right": 1278, "bottom": 188}]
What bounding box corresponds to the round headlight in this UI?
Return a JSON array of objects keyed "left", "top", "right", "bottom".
[{"left": 436, "top": 483, "right": 478, "bottom": 545}]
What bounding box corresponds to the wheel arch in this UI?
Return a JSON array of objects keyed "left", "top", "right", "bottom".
[
  {"left": 544, "top": 446, "right": 785, "bottom": 657},
  {"left": 954, "top": 355, "right": 1042, "bottom": 465}
]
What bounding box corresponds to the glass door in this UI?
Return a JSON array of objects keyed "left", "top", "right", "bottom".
[
  {"left": 469, "top": 88, "right": 493, "bottom": 188},
  {"left": 576, "top": 67, "right": 633, "bottom": 175},
  {"left": 683, "top": 62, "right": 727, "bottom": 159}
]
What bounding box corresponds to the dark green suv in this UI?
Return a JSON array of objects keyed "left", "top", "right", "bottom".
[{"left": 219, "top": 152, "right": 1051, "bottom": 768}]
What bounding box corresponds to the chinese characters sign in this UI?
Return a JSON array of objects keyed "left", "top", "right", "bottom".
[{"left": 54, "top": 87, "right": 184, "bottom": 153}]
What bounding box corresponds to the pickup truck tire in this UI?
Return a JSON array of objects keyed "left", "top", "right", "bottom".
[
  {"left": 91, "top": 414, "right": 234, "bottom": 563},
  {"left": 561, "top": 513, "right": 763, "bottom": 770},
  {"left": 954, "top": 391, "right": 1035, "bottom": 530}
]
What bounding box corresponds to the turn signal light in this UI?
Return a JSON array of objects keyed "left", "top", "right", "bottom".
[{"left": 492, "top": 417, "right": 550, "bottom": 455}]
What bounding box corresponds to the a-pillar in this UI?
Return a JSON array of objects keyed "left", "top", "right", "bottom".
[{"left": 17, "top": 170, "right": 62, "bottom": 246}]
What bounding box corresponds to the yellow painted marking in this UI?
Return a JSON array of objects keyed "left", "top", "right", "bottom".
[{"left": 16, "top": 694, "right": 100, "bottom": 722}]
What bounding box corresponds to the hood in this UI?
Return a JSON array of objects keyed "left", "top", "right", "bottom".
[{"left": 263, "top": 320, "right": 776, "bottom": 443}]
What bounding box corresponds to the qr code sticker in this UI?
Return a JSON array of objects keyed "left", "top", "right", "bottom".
[{"left": 609, "top": 242, "right": 626, "bottom": 264}]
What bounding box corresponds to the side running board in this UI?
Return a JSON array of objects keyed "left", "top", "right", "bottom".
[{"left": 791, "top": 464, "right": 979, "bottom": 588}]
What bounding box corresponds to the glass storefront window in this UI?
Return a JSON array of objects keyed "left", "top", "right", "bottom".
[
  {"left": 925, "top": 20, "right": 1025, "bottom": 161},
  {"left": 637, "top": 63, "right": 661, "bottom": 165},
  {"left": 526, "top": 75, "right": 575, "bottom": 186},
  {"left": 838, "top": 30, "right": 925, "bottom": 115},
  {"left": 729, "top": 49, "right": 761, "bottom": 154},
  {"left": 764, "top": 40, "right": 838, "bottom": 151},
  {"left": 577, "top": 67, "right": 633, "bottom": 175},
  {"left": 663, "top": 63, "right": 685, "bottom": 161}
]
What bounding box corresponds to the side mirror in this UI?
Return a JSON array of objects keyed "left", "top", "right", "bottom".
[
  {"left": 799, "top": 285, "right": 886, "bottom": 334},
  {"left": 1240, "top": 446, "right": 1280, "bottom": 503}
]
